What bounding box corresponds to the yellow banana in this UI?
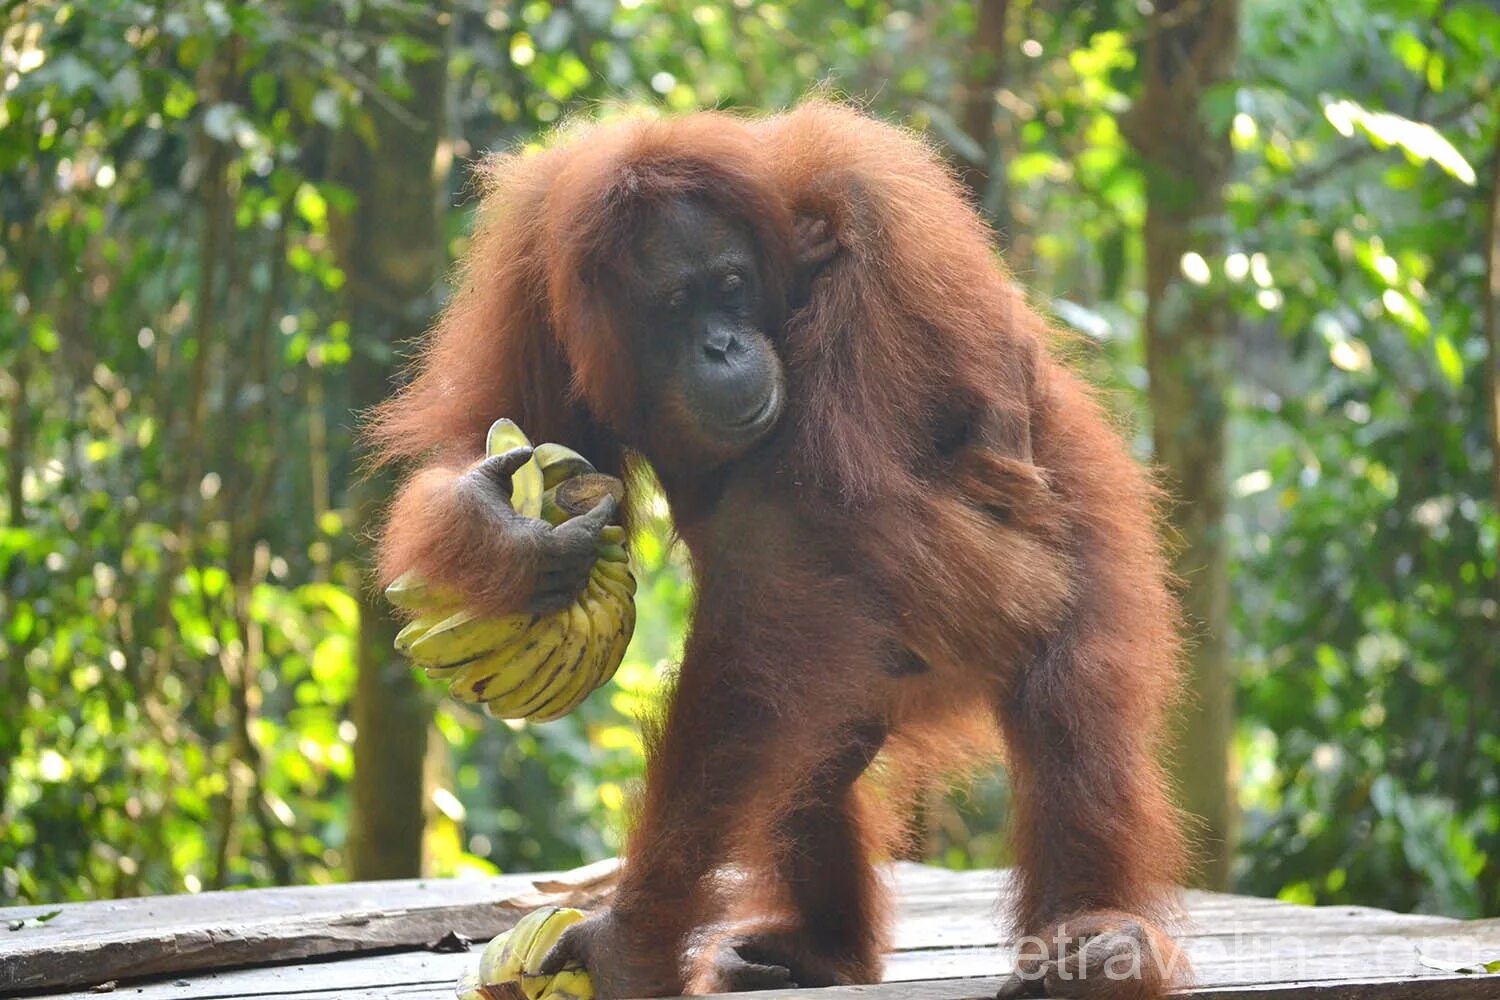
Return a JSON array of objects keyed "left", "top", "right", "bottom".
[
  {"left": 394, "top": 609, "right": 449, "bottom": 656},
  {"left": 592, "top": 558, "right": 635, "bottom": 590},
  {"left": 598, "top": 593, "right": 635, "bottom": 688},
  {"left": 448, "top": 621, "right": 558, "bottom": 703},
  {"left": 483, "top": 649, "right": 567, "bottom": 719},
  {"left": 534, "top": 661, "right": 596, "bottom": 721},
  {"left": 543, "top": 969, "right": 594, "bottom": 1000},
  {"left": 545, "top": 473, "right": 624, "bottom": 522},
  {"left": 391, "top": 426, "right": 634, "bottom": 727},
  {"left": 579, "top": 581, "right": 626, "bottom": 688},
  {"left": 562, "top": 599, "right": 610, "bottom": 709},
  {"left": 589, "top": 594, "right": 633, "bottom": 661},
  {"left": 595, "top": 542, "right": 628, "bottom": 564},
  {"left": 577, "top": 588, "right": 618, "bottom": 693},
  {"left": 481, "top": 608, "right": 592, "bottom": 719},
  {"left": 540, "top": 490, "right": 571, "bottom": 527},
  {"left": 469, "top": 907, "right": 589, "bottom": 1000},
  {"left": 487, "top": 418, "right": 545, "bottom": 519},
  {"left": 408, "top": 610, "right": 539, "bottom": 671},
  {"left": 522, "top": 906, "right": 586, "bottom": 971},
  {"left": 530, "top": 655, "right": 598, "bottom": 721},
  {"left": 590, "top": 561, "right": 636, "bottom": 603},
  {"left": 544, "top": 489, "right": 630, "bottom": 530},
  {"left": 467, "top": 614, "right": 570, "bottom": 712},
  {"left": 385, "top": 570, "right": 460, "bottom": 613},
  {"left": 587, "top": 573, "right": 627, "bottom": 608},
  {"left": 455, "top": 967, "right": 485, "bottom": 1000},
  {"left": 524, "top": 604, "right": 595, "bottom": 721},
  {"left": 477, "top": 923, "right": 521, "bottom": 983},
  {"left": 533, "top": 442, "right": 596, "bottom": 489}
]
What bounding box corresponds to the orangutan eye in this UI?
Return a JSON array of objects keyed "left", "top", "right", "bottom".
[{"left": 719, "top": 272, "right": 743, "bottom": 294}]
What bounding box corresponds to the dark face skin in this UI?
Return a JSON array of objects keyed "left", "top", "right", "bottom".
[{"left": 621, "top": 198, "right": 786, "bottom": 470}]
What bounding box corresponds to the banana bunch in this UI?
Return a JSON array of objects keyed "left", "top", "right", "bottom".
[
  {"left": 387, "top": 419, "right": 636, "bottom": 723},
  {"left": 456, "top": 907, "right": 593, "bottom": 1000}
]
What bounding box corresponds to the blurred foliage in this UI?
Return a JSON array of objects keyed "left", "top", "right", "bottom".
[
  {"left": 1, "top": 0, "right": 1497, "bottom": 917},
  {"left": 1227, "top": 0, "right": 1500, "bottom": 918}
]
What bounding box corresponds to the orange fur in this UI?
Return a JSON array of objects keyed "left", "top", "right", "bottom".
[{"left": 368, "top": 102, "right": 1187, "bottom": 999}]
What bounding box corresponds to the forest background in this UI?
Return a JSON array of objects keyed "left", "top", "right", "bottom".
[{"left": 3, "top": 0, "right": 1498, "bottom": 919}]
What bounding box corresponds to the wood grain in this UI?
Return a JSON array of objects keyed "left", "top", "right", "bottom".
[
  {"left": 6, "top": 861, "right": 1499, "bottom": 1000},
  {"left": 0, "top": 863, "right": 618, "bottom": 994}
]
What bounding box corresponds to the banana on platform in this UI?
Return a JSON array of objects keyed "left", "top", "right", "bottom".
[
  {"left": 456, "top": 968, "right": 485, "bottom": 1000},
  {"left": 457, "top": 907, "right": 593, "bottom": 1000},
  {"left": 541, "top": 970, "right": 594, "bottom": 1000}
]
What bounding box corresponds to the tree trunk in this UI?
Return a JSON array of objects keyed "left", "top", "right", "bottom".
[
  {"left": 1127, "top": 0, "right": 1240, "bottom": 890},
  {"left": 1475, "top": 124, "right": 1500, "bottom": 798},
  {"left": 1484, "top": 129, "right": 1500, "bottom": 549},
  {"left": 959, "top": 0, "right": 1012, "bottom": 231},
  {"left": 336, "top": 8, "right": 452, "bottom": 881},
  {"left": 0, "top": 341, "right": 31, "bottom": 825}
]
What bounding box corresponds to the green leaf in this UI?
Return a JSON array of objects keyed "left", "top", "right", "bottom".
[
  {"left": 1322, "top": 96, "right": 1477, "bottom": 185},
  {"left": 294, "top": 184, "right": 327, "bottom": 228},
  {"left": 251, "top": 73, "right": 277, "bottom": 111},
  {"left": 1433, "top": 334, "right": 1463, "bottom": 387}
]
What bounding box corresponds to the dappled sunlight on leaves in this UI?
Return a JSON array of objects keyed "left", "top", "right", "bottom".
[{"left": 1, "top": 0, "right": 1497, "bottom": 919}]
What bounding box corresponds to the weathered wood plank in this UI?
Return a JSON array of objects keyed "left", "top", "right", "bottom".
[
  {"left": 0, "top": 861, "right": 618, "bottom": 993},
  {"left": 8, "top": 862, "right": 1500, "bottom": 999},
  {"left": 36, "top": 949, "right": 473, "bottom": 1000},
  {"left": 30, "top": 924, "right": 1500, "bottom": 999},
  {"left": 33, "top": 928, "right": 1500, "bottom": 1000},
  {"left": 1183, "top": 977, "right": 1500, "bottom": 999},
  {"left": 53, "top": 972, "right": 1499, "bottom": 1000},
  {"left": 1, "top": 892, "right": 514, "bottom": 995}
]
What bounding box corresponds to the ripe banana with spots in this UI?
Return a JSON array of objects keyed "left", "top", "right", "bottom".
[
  {"left": 386, "top": 420, "right": 636, "bottom": 723},
  {"left": 456, "top": 907, "right": 594, "bottom": 1000},
  {"left": 409, "top": 610, "right": 543, "bottom": 677}
]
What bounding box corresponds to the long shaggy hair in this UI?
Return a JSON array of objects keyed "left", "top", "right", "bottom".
[{"left": 369, "top": 101, "right": 1186, "bottom": 998}]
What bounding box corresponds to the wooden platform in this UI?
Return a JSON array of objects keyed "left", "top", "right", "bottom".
[{"left": 3, "top": 861, "right": 1498, "bottom": 999}]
